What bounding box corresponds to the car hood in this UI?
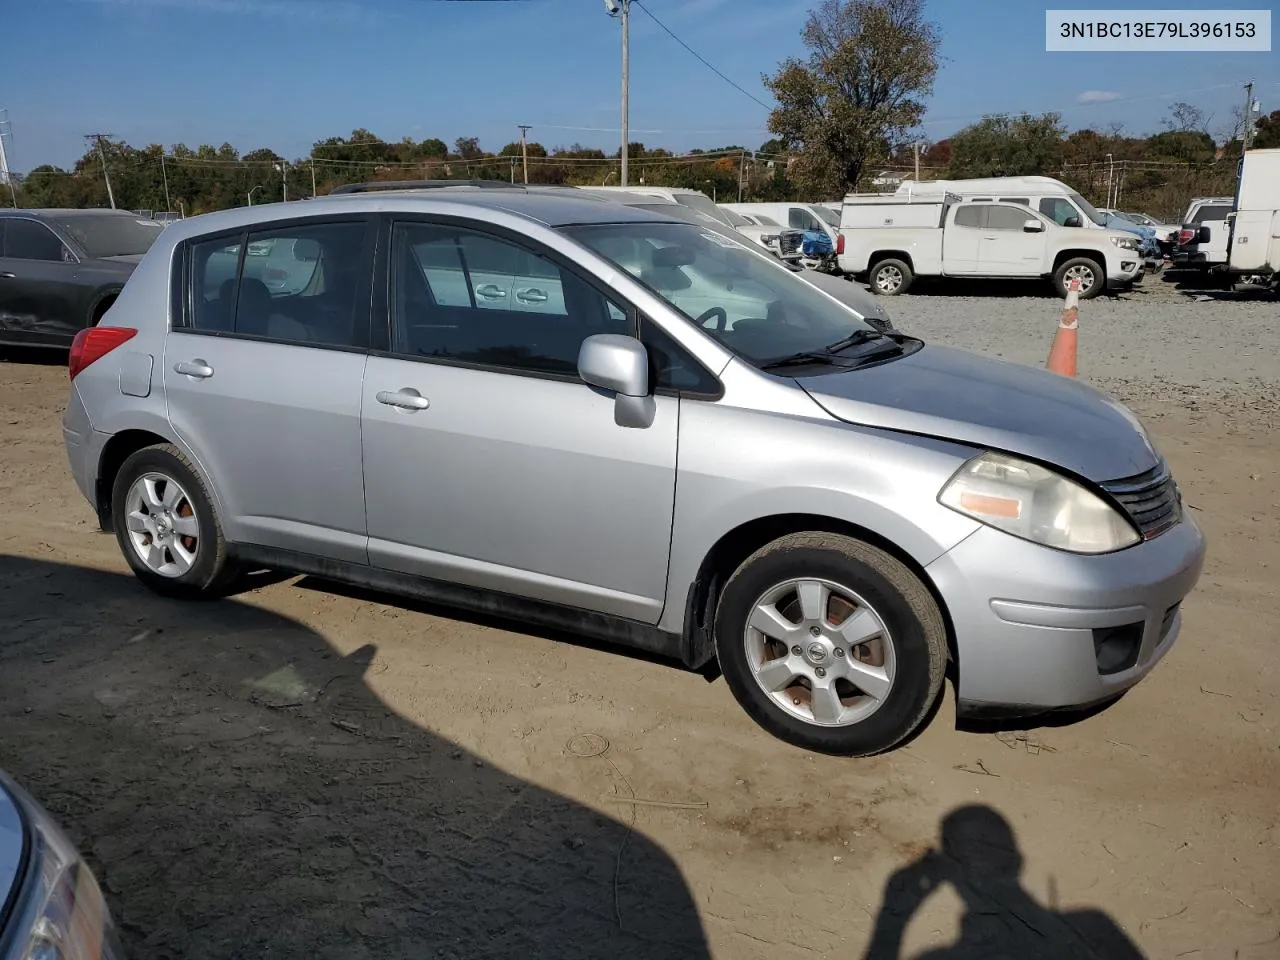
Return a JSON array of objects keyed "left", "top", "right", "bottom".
[
  {"left": 798, "top": 344, "right": 1160, "bottom": 482},
  {"left": 0, "top": 778, "right": 24, "bottom": 920}
]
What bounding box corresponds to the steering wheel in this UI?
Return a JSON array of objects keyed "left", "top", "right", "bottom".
[{"left": 694, "top": 306, "right": 728, "bottom": 332}]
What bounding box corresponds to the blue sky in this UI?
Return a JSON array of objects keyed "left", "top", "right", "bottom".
[{"left": 2, "top": 0, "right": 1276, "bottom": 170}]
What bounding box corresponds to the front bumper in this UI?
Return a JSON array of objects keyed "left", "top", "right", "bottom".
[
  {"left": 926, "top": 515, "right": 1206, "bottom": 715},
  {"left": 1107, "top": 259, "right": 1143, "bottom": 289}
]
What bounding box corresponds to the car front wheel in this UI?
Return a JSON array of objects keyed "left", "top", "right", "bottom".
[
  {"left": 111, "top": 443, "right": 237, "bottom": 599},
  {"left": 714, "top": 532, "right": 947, "bottom": 756}
]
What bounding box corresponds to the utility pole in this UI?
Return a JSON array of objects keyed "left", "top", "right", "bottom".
[
  {"left": 310, "top": 159, "right": 318, "bottom": 198},
  {"left": 0, "top": 110, "right": 16, "bottom": 208},
  {"left": 913, "top": 141, "right": 921, "bottom": 181},
  {"left": 517, "top": 124, "right": 531, "bottom": 184},
  {"left": 280, "top": 160, "right": 288, "bottom": 202},
  {"left": 1240, "top": 79, "right": 1256, "bottom": 152},
  {"left": 605, "top": 0, "right": 630, "bottom": 186},
  {"left": 86, "top": 133, "right": 117, "bottom": 208},
  {"left": 1104, "top": 153, "right": 1114, "bottom": 209},
  {"left": 160, "top": 154, "right": 172, "bottom": 213},
  {"left": 738, "top": 150, "right": 747, "bottom": 202}
]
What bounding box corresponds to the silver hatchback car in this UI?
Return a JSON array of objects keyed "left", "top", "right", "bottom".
[{"left": 62, "top": 188, "right": 1206, "bottom": 756}]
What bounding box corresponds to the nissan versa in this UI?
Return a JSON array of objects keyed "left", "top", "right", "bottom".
[{"left": 61, "top": 187, "right": 1206, "bottom": 756}]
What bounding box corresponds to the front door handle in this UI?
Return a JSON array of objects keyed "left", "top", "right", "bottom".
[
  {"left": 516, "top": 287, "right": 548, "bottom": 303},
  {"left": 174, "top": 359, "right": 214, "bottom": 379},
  {"left": 475, "top": 283, "right": 507, "bottom": 300},
  {"left": 376, "top": 388, "right": 430, "bottom": 411},
  {"left": 0, "top": 272, "right": 15, "bottom": 280}
]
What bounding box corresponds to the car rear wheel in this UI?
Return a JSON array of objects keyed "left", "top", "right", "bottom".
[
  {"left": 111, "top": 443, "right": 237, "bottom": 599},
  {"left": 1053, "top": 258, "right": 1104, "bottom": 299},
  {"left": 870, "top": 258, "right": 913, "bottom": 296},
  {"left": 714, "top": 532, "right": 947, "bottom": 756}
]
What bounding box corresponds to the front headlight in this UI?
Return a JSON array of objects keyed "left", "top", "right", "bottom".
[
  {"left": 939, "top": 452, "right": 1140, "bottom": 554},
  {"left": 1, "top": 774, "right": 124, "bottom": 960},
  {"left": 1110, "top": 236, "right": 1139, "bottom": 251}
]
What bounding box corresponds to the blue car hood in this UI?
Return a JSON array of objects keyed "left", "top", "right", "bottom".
[{"left": 799, "top": 344, "right": 1161, "bottom": 482}]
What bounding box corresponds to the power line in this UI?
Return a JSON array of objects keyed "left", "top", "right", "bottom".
[{"left": 631, "top": 1, "right": 772, "bottom": 112}]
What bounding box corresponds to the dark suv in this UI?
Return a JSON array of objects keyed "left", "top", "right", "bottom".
[{"left": 0, "top": 208, "right": 164, "bottom": 348}]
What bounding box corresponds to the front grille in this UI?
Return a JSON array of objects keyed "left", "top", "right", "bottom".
[
  {"left": 1100, "top": 462, "right": 1182, "bottom": 540},
  {"left": 778, "top": 232, "right": 802, "bottom": 256}
]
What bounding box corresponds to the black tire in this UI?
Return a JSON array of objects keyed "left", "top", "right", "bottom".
[
  {"left": 111, "top": 443, "right": 237, "bottom": 599},
  {"left": 714, "top": 532, "right": 947, "bottom": 756},
  {"left": 870, "top": 258, "right": 913, "bottom": 296},
  {"left": 1053, "top": 257, "right": 1105, "bottom": 299}
]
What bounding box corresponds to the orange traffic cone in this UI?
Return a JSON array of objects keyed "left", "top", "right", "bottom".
[{"left": 1046, "top": 277, "right": 1080, "bottom": 377}]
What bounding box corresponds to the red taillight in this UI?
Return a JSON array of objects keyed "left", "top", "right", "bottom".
[
  {"left": 836, "top": 233, "right": 845, "bottom": 255},
  {"left": 69, "top": 327, "right": 137, "bottom": 380},
  {"left": 1177, "top": 228, "right": 1195, "bottom": 247}
]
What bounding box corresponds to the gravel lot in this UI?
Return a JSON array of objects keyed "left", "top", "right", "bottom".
[
  {"left": 0, "top": 285, "right": 1277, "bottom": 959},
  {"left": 884, "top": 274, "right": 1280, "bottom": 427}
]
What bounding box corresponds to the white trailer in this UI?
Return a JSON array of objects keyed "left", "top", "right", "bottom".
[{"left": 1226, "top": 148, "right": 1280, "bottom": 287}]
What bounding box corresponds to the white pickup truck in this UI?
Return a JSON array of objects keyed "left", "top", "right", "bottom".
[{"left": 837, "top": 193, "right": 1146, "bottom": 298}]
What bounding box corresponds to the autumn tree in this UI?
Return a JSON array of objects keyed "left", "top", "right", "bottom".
[
  {"left": 763, "top": 0, "right": 940, "bottom": 197},
  {"left": 946, "top": 113, "right": 1066, "bottom": 178},
  {"left": 1253, "top": 110, "right": 1280, "bottom": 149}
]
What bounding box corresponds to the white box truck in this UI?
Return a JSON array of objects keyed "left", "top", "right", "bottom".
[
  {"left": 1224, "top": 148, "right": 1280, "bottom": 290},
  {"left": 837, "top": 192, "right": 1145, "bottom": 298}
]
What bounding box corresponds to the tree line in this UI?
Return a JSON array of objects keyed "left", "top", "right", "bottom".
[{"left": 3, "top": 0, "right": 1275, "bottom": 221}]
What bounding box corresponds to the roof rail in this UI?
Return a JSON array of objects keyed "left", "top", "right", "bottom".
[{"left": 328, "top": 179, "right": 521, "bottom": 195}]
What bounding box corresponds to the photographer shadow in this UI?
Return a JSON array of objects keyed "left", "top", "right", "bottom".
[
  {"left": 861, "top": 805, "right": 1143, "bottom": 960},
  {"left": 0, "top": 554, "right": 709, "bottom": 960}
]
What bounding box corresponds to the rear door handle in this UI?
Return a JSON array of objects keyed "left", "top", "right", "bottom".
[
  {"left": 516, "top": 287, "right": 548, "bottom": 303},
  {"left": 376, "top": 388, "right": 430, "bottom": 411},
  {"left": 475, "top": 283, "right": 506, "bottom": 300},
  {"left": 173, "top": 359, "right": 214, "bottom": 379},
  {"left": 0, "top": 272, "right": 15, "bottom": 280}
]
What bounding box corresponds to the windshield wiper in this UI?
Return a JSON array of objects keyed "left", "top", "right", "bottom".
[
  {"left": 760, "top": 352, "right": 848, "bottom": 371},
  {"left": 822, "top": 329, "right": 894, "bottom": 354}
]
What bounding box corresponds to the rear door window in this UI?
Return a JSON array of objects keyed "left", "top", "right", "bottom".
[
  {"left": 1191, "top": 204, "right": 1232, "bottom": 223},
  {"left": 987, "top": 206, "right": 1032, "bottom": 230},
  {"left": 4, "top": 219, "right": 70, "bottom": 261},
  {"left": 953, "top": 205, "right": 986, "bottom": 228},
  {"left": 186, "top": 219, "right": 373, "bottom": 347}
]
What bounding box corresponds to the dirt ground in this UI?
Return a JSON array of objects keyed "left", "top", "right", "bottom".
[{"left": 1, "top": 339, "right": 1277, "bottom": 959}]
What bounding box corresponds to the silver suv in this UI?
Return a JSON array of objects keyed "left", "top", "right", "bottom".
[{"left": 62, "top": 188, "right": 1206, "bottom": 756}]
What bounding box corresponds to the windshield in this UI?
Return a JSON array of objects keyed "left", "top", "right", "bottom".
[
  {"left": 814, "top": 205, "right": 840, "bottom": 227},
  {"left": 753, "top": 214, "right": 781, "bottom": 226},
  {"left": 673, "top": 192, "right": 737, "bottom": 227},
  {"left": 1068, "top": 192, "right": 1108, "bottom": 227},
  {"left": 566, "top": 222, "right": 884, "bottom": 368},
  {"left": 54, "top": 215, "right": 164, "bottom": 257}
]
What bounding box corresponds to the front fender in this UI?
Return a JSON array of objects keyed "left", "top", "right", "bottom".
[{"left": 657, "top": 399, "right": 982, "bottom": 635}]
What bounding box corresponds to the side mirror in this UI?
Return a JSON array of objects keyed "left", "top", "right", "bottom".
[
  {"left": 1023, "top": 219, "right": 1045, "bottom": 233},
  {"left": 1064, "top": 216, "right": 1082, "bottom": 228},
  {"left": 1197, "top": 225, "right": 1212, "bottom": 243},
  {"left": 577, "top": 334, "right": 655, "bottom": 428}
]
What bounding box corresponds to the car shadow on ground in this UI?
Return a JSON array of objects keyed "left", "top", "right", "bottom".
[
  {"left": 0, "top": 555, "right": 710, "bottom": 960},
  {"left": 858, "top": 804, "right": 1143, "bottom": 959},
  {"left": 0, "top": 345, "right": 68, "bottom": 366}
]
